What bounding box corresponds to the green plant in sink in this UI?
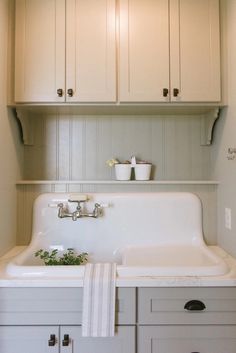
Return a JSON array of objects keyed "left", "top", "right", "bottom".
[{"left": 35, "top": 248, "right": 88, "bottom": 266}]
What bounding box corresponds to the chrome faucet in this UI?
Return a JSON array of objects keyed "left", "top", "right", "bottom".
[{"left": 57, "top": 198, "right": 103, "bottom": 221}]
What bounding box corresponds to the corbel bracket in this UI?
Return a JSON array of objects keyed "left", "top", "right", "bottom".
[
  {"left": 15, "top": 108, "right": 34, "bottom": 145},
  {"left": 200, "top": 107, "right": 220, "bottom": 146}
]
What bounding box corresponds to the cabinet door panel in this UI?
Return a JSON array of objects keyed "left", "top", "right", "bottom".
[
  {"left": 15, "top": 0, "right": 65, "bottom": 102},
  {"left": 0, "top": 326, "right": 59, "bottom": 353},
  {"left": 139, "top": 326, "right": 236, "bottom": 353},
  {"left": 60, "top": 326, "right": 135, "bottom": 353},
  {"left": 119, "top": 0, "right": 169, "bottom": 102},
  {"left": 66, "top": 0, "right": 116, "bottom": 102},
  {"left": 170, "top": 0, "right": 221, "bottom": 102}
]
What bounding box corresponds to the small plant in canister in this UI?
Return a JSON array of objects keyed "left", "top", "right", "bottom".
[{"left": 106, "top": 158, "right": 132, "bottom": 181}]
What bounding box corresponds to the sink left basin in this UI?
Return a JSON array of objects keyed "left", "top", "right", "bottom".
[{"left": 5, "top": 245, "right": 119, "bottom": 278}]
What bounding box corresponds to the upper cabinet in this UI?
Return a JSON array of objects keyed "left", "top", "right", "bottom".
[
  {"left": 170, "top": 0, "right": 221, "bottom": 102},
  {"left": 14, "top": 0, "right": 221, "bottom": 104},
  {"left": 66, "top": 0, "right": 116, "bottom": 102},
  {"left": 119, "top": 0, "right": 221, "bottom": 102},
  {"left": 15, "top": 0, "right": 116, "bottom": 103},
  {"left": 119, "top": 0, "right": 170, "bottom": 102},
  {"left": 15, "top": 0, "right": 65, "bottom": 102}
]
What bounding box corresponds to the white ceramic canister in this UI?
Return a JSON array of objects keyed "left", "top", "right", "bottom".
[
  {"left": 115, "top": 164, "right": 132, "bottom": 180},
  {"left": 134, "top": 164, "right": 152, "bottom": 180}
]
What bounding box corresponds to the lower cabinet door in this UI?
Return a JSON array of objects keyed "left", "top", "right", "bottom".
[
  {"left": 138, "top": 326, "right": 236, "bottom": 353},
  {"left": 60, "top": 326, "right": 135, "bottom": 353},
  {"left": 0, "top": 326, "right": 59, "bottom": 353}
]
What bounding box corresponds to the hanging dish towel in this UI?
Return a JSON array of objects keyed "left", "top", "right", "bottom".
[{"left": 82, "top": 263, "right": 117, "bottom": 337}]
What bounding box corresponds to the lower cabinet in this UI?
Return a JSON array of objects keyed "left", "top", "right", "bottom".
[
  {"left": 138, "top": 287, "right": 236, "bottom": 353},
  {"left": 60, "top": 326, "right": 135, "bottom": 353},
  {"left": 0, "top": 326, "right": 135, "bottom": 353},
  {"left": 138, "top": 326, "right": 236, "bottom": 353},
  {"left": 0, "top": 288, "right": 136, "bottom": 353},
  {"left": 1, "top": 287, "right": 236, "bottom": 353},
  {"left": 0, "top": 326, "right": 59, "bottom": 353}
]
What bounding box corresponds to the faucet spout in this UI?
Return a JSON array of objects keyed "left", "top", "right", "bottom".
[{"left": 72, "top": 204, "right": 82, "bottom": 221}]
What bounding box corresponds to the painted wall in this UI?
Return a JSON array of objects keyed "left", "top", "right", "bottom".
[
  {"left": 0, "top": 0, "right": 23, "bottom": 256},
  {"left": 211, "top": 0, "right": 236, "bottom": 256}
]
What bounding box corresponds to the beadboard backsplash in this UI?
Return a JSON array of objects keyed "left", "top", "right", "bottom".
[{"left": 23, "top": 114, "right": 211, "bottom": 180}]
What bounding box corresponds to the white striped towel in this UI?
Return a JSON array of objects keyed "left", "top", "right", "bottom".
[{"left": 82, "top": 263, "right": 117, "bottom": 337}]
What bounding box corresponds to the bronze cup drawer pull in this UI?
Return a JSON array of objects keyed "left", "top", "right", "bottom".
[{"left": 184, "top": 300, "right": 206, "bottom": 311}]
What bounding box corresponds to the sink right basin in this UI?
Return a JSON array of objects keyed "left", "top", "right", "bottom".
[{"left": 119, "top": 244, "right": 229, "bottom": 277}]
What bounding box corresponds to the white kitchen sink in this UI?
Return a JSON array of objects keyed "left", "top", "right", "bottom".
[
  {"left": 6, "top": 244, "right": 228, "bottom": 278},
  {"left": 5, "top": 192, "right": 229, "bottom": 278}
]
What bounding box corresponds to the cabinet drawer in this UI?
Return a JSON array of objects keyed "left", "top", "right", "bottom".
[
  {"left": 0, "top": 288, "right": 136, "bottom": 325},
  {"left": 138, "top": 287, "right": 236, "bottom": 324},
  {"left": 138, "top": 326, "right": 236, "bottom": 353}
]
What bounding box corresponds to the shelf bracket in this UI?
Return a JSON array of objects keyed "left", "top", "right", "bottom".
[
  {"left": 200, "top": 107, "right": 220, "bottom": 146},
  {"left": 15, "top": 108, "right": 34, "bottom": 145}
]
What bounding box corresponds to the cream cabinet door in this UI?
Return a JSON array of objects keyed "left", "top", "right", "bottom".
[
  {"left": 15, "top": 0, "right": 65, "bottom": 103},
  {"left": 66, "top": 0, "right": 116, "bottom": 103},
  {"left": 170, "top": 0, "right": 221, "bottom": 102},
  {"left": 119, "top": 0, "right": 170, "bottom": 102}
]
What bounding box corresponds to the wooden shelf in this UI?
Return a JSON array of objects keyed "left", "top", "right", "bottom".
[{"left": 16, "top": 180, "right": 219, "bottom": 185}]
